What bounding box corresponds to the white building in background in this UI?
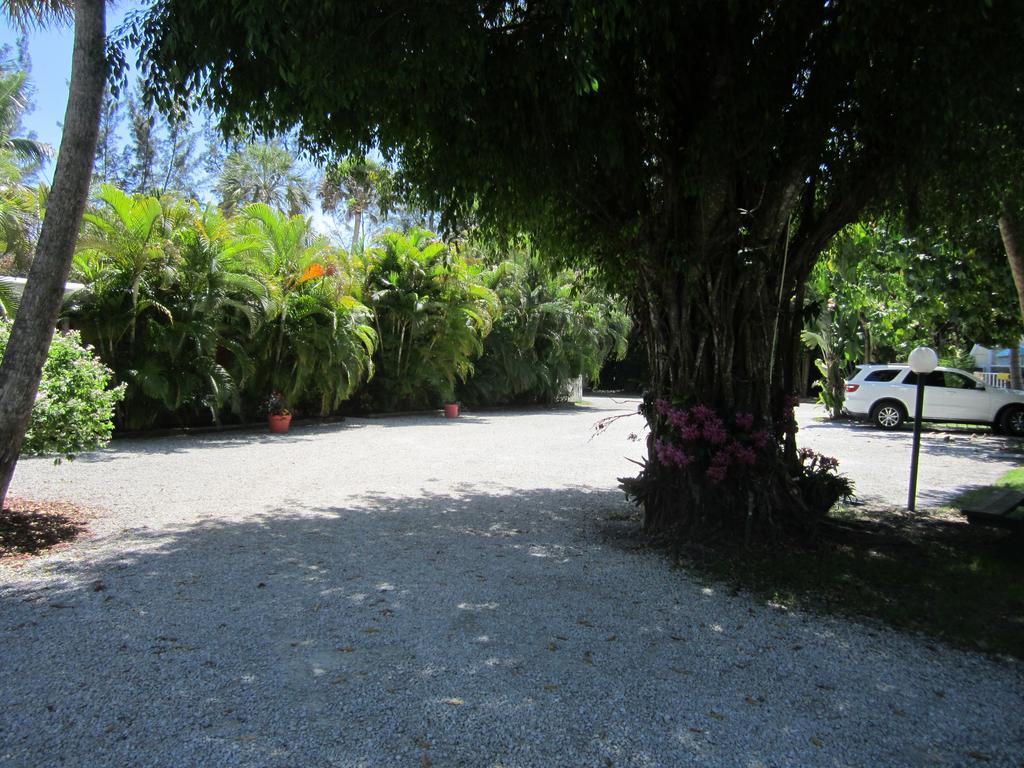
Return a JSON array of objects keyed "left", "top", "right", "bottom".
[
  {"left": 0, "top": 275, "right": 85, "bottom": 327},
  {"left": 0, "top": 275, "right": 85, "bottom": 299},
  {"left": 970, "top": 342, "right": 1024, "bottom": 389}
]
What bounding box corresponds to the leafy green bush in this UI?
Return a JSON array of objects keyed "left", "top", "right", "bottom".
[
  {"left": 460, "top": 244, "right": 631, "bottom": 406},
  {"left": 237, "top": 204, "right": 377, "bottom": 416},
  {"left": 0, "top": 321, "right": 124, "bottom": 460},
  {"left": 359, "top": 229, "right": 498, "bottom": 410},
  {"left": 67, "top": 190, "right": 376, "bottom": 428}
]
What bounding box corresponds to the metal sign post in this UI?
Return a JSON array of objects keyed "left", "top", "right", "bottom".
[{"left": 907, "top": 346, "right": 938, "bottom": 512}]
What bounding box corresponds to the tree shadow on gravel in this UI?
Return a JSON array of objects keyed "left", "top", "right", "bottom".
[
  {"left": 2, "top": 485, "right": 1022, "bottom": 768},
  {"left": 683, "top": 504, "right": 1024, "bottom": 661},
  {"left": 799, "top": 418, "right": 1018, "bottom": 460},
  {"left": 72, "top": 420, "right": 376, "bottom": 462}
]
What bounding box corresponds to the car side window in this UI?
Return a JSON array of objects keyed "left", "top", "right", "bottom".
[
  {"left": 905, "top": 371, "right": 947, "bottom": 387},
  {"left": 944, "top": 372, "right": 977, "bottom": 390},
  {"left": 865, "top": 369, "right": 900, "bottom": 382}
]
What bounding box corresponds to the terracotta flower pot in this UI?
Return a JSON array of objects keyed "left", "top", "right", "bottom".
[
  {"left": 268, "top": 413, "right": 292, "bottom": 433},
  {"left": 444, "top": 403, "right": 460, "bottom": 419}
]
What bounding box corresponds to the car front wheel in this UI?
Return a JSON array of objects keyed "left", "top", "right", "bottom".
[
  {"left": 999, "top": 406, "right": 1024, "bottom": 437},
  {"left": 871, "top": 401, "right": 905, "bottom": 430}
]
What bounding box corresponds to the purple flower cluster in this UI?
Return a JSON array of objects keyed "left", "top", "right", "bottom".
[
  {"left": 731, "top": 442, "right": 758, "bottom": 466},
  {"left": 656, "top": 399, "right": 690, "bottom": 429},
  {"left": 652, "top": 400, "right": 771, "bottom": 484},
  {"left": 799, "top": 447, "right": 840, "bottom": 473},
  {"left": 655, "top": 400, "right": 728, "bottom": 445},
  {"left": 706, "top": 451, "right": 730, "bottom": 483},
  {"left": 702, "top": 439, "right": 760, "bottom": 483},
  {"left": 680, "top": 423, "right": 702, "bottom": 441},
  {"left": 654, "top": 438, "right": 695, "bottom": 467}
]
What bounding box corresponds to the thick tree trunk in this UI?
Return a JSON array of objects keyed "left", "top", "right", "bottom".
[
  {"left": 622, "top": 241, "right": 834, "bottom": 543},
  {"left": 999, "top": 203, "right": 1024, "bottom": 390},
  {"left": 827, "top": 355, "right": 844, "bottom": 420},
  {"left": 860, "top": 314, "right": 873, "bottom": 364},
  {"left": 0, "top": 1, "right": 106, "bottom": 509},
  {"left": 1000, "top": 204, "right": 1024, "bottom": 317}
]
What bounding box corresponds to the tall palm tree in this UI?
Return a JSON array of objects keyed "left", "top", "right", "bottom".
[
  {"left": 319, "top": 154, "right": 392, "bottom": 253},
  {"left": 0, "top": 68, "right": 53, "bottom": 168},
  {"left": 0, "top": 62, "right": 53, "bottom": 276},
  {"left": 0, "top": 181, "right": 45, "bottom": 275},
  {"left": 216, "top": 141, "right": 312, "bottom": 217},
  {"left": 0, "top": 0, "right": 106, "bottom": 509}
]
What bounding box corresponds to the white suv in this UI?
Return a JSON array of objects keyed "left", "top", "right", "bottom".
[{"left": 843, "top": 364, "right": 1024, "bottom": 435}]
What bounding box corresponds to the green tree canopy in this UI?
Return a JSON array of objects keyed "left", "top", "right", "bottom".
[{"left": 135, "top": 1, "right": 1024, "bottom": 540}]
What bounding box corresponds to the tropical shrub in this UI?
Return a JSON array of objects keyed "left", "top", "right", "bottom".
[
  {"left": 111, "top": 204, "right": 271, "bottom": 425},
  {"left": 66, "top": 188, "right": 378, "bottom": 428},
  {"left": 61, "top": 183, "right": 629, "bottom": 426},
  {"left": 66, "top": 188, "right": 264, "bottom": 428},
  {"left": 0, "top": 321, "right": 124, "bottom": 460},
  {"left": 234, "top": 203, "right": 376, "bottom": 416},
  {"left": 460, "top": 245, "right": 630, "bottom": 406},
  {"left": 359, "top": 228, "right": 498, "bottom": 410}
]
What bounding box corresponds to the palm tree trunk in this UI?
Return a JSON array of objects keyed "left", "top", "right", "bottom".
[
  {"left": 130, "top": 274, "right": 141, "bottom": 349},
  {"left": 998, "top": 202, "right": 1024, "bottom": 390},
  {"left": 0, "top": 0, "right": 106, "bottom": 510},
  {"left": 351, "top": 211, "right": 362, "bottom": 254}
]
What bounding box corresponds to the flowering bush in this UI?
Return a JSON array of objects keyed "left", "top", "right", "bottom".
[
  {"left": 651, "top": 399, "right": 770, "bottom": 484},
  {"left": 0, "top": 322, "right": 124, "bottom": 462},
  {"left": 651, "top": 399, "right": 851, "bottom": 513}
]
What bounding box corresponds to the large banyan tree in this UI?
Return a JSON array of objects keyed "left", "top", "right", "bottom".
[{"left": 135, "top": 1, "right": 1023, "bottom": 541}]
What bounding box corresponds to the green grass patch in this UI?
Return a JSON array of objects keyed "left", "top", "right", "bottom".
[
  {"left": 951, "top": 467, "right": 1024, "bottom": 510},
  {"left": 684, "top": 510, "right": 1024, "bottom": 658}
]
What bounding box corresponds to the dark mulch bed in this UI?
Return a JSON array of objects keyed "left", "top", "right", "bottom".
[{"left": 0, "top": 497, "right": 94, "bottom": 561}]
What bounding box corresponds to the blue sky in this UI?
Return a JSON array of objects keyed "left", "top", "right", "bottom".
[
  {"left": 0, "top": 2, "right": 143, "bottom": 181},
  {"left": 0, "top": 3, "right": 347, "bottom": 237}
]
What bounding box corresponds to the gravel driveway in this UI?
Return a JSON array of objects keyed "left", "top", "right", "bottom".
[
  {"left": 1, "top": 395, "right": 1021, "bottom": 767},
  {"left": 795, "top": 402, "right": 1024, "bottom": 507}
]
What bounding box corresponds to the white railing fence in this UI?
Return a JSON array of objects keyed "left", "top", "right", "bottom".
[{"left": 980, "top": 372, "right": 1011, "bottom": 389}]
